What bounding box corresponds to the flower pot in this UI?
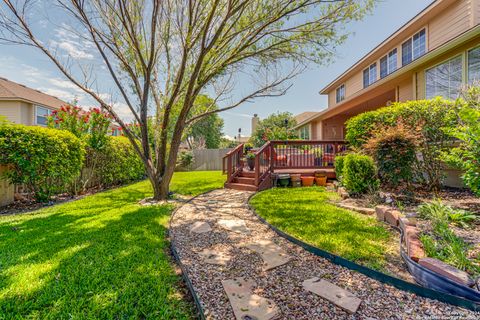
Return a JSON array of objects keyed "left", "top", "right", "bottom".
[
  {"left": 314, "top": 170, "right": 327, "bottom": 178},
  {"left": 301, "top": 176, "right": 315, "bottom": 187},
  {"left": 290, "top": 174, "right": 301, "bottom": 182},
  {"left": 247, "top": 158, "right": 255, "bottom": 170},
  {"left": 291, "top": 180, "right": 302, "bottom": 188},
  {"left": 277, "top": 174, "right": 290, "bottom": 187},
  {"left": 315, "top": 176, "right": 327, "bottom": 186}
]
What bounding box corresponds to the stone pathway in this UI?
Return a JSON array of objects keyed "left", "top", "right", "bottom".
[{"left": 169, "top": 189, "right": 479, "bottom": 319}]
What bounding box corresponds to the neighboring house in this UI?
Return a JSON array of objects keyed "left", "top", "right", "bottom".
[
  {"left": 294, "top": 111, "right": 319, "bottom": 140},
  {"left": 0, "top": 77, "right": 67, "bottom": 126},
  {"left": 295, "top": 0, "right": 480, "bottom": 140}
]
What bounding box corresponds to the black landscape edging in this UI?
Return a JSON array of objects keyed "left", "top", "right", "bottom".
[
  {"left": 247, "top": 192, "right": 480, "bottom": 312},
  {"left": 168, "top": 192, "right": 216, "bottom": 320}
]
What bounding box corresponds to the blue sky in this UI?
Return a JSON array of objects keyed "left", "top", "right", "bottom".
[{"left": 0, "top": 0, "right": 434, "bottom": 137}]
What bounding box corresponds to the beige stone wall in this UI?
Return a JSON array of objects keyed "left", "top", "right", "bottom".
[{"left": 0, "top": 166, "right": 14, "bottom": 207}]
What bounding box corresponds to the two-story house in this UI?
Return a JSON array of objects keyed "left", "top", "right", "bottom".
[{"left": 295, "top": 0, "right": 480, "bottom": 140}]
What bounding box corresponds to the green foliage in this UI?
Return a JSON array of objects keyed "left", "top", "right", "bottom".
[
  {"left": 250, "top": 112, "right": 299, "bottom": 147},
  {"left": 334, "top": 155, "right": 345, "bottom": 181},
  {"left": 0, "top": 124, "right": 84, "bottom": 201},
  {"left": 48, "top": 105, "right": 111, "bottom": 150},
  {"left": 342, "top": 153, "right": 379, "bottom": 195},
  {"left": 245, "top": 151, "right": 256, "bottom": 159},
  {"left": 92, "top": 136, "right": 145, "bottom": 187},
  {"left": 0, "top": 172, "right": 225, "bottom": 318},
  {"left": 442, "top": 85, "right": 480, "bottom": 195},
  {"left": 418, "top": 200, "right": 479, "bottom": 274},
  {"left": 365, "top": 124, "right": 417, "bottom": 188},
  {"left": 346, "top": 99, "right": 458, "bottom": 189},
  {"left": 185, "top": 95, "right": 224, "bottom": 149},
  {"left": 418, "top": 200, "right": 477, "bottom": 229},
  {"left": 176, "top": 150, "right": 194, "bottom": 169},
  {"left": 250, "top": 187, "right": 395, "bottom": 270}
]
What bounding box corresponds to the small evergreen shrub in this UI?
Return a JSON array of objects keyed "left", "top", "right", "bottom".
[
  {"left": 334, "top": 155, "right": 345, "bottom": 181},
  {"left": 176, "top": 150, "right": 194, "bottom": 170},
  {"left": 364, "top": 123, "right": 417, "bottom": 188},
  {"left": 0, "top": 124, "right": 84, "bottom": 201},
  {"left": 342, "top": 153, "right": 379, "bottom": 195}
]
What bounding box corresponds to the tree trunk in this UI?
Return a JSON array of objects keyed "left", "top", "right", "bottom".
[{"left": 150, "top": 171, "right": 174, "bottom": 201}]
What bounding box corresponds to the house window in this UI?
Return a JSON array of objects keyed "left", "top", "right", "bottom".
[
  {"left": 35, "top": 106, "right": 52, "bottom": 126},
  {"left": 336, "top": 84, "right": 345, "bottom": 103},
  {"left": 426, "top": 55, "right": 463, "bottom": 100},
  {"left": 402, "top": 29, "right": 426, "bottom": 66},
  {"left": 380, "top": 49, "right": 398, "bottom": 79},
  {"left": 299, "top": 125, "right": 310, "bottom": 140},
  {"left": 468, "top": 47, "right": 480, "bottom": 84},
  {"left": 363, "top": 63, "right": 377, "bottom": 88}
]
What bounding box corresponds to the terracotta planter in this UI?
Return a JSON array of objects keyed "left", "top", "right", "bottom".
[
  {"left": 314, "top": 170, "right": 327, "bottom": 178},
  {"left": 290, "top": 174, "right": 301, "bottom": 182},
  {"left": 301, "top": 176, "right": 315, "bottom": 187},
  {"left": 315, "top": 176, "right": 327, "bottom": 186}
]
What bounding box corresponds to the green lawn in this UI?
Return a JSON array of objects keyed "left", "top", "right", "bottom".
[
  {"left": 249, "top": 187, "right": 395, "bottom": 270},
  {"left": 0, "top": 171, "right": 224, "bottom": 319}
]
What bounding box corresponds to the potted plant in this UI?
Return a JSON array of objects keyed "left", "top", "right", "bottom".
[
  {"left": 314, "top": 170, "right": 327, "bottom": 186},
  {"left": 244, "top": 143, "right": 254, "bottom": 153},
  {"left": 290, "top": 174, "right": 302, "bottom": 187},
  {"left": 301, "top": 176, "right": 315, "bottom": 187},
  {"left": 245, "top": 152, "right": 256, "bottom": 170}
]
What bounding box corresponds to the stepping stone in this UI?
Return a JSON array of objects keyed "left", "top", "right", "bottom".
[
  {"left": 198, "top": 249, "right": 231, "bottom": 266},
  {"left": 244, "top": 240, "right": 291, "bottom": 270},
  {"left": 218, "top": 219, "right": 250, "bottom": 234},
  {"left": 190, "top": 221, "right": 212, "bottom": 234},
  {"left": 222, "top": 277, "right": 279, "bottom": 320},
  {"left": 303, "top": 277, "right": 361, "bottom": 314}
]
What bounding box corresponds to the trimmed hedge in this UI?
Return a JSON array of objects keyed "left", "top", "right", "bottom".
[
  {"left": 91, "top": 136, "right": 145, "bottom": 187},
  {"left": 342, "top": 153, "right": 379, "bottom": 195},
  {"left": 0, "top": 124, "right": 84, "bottom": 201}
]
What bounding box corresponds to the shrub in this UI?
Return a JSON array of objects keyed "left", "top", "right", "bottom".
[
  {"left": 442, "top": 85, "right": 480, "bottom": 195},
  {"left": 176, "top": 150, "right": 194, "bottom": 170},
  {"left": 364, "top": 123, "right": 417, "bottom": 188},
  {"left": 342, "top": 153, "right": 379, "bottom": 195},
  {"left": 334, "top": 155, "right": 345, "bottom": 181},
  {"left": 346, "top": 99, "right": 458, "bottom": 190},
  {"left": 0, "top": 124, "right": 84, "bottom": 201},
  {"left": 92, "top": 136, "right": 145, "bottom": 186}
]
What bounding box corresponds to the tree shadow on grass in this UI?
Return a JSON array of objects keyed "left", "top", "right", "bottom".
[{"left": 0, "top": 195, "right": 193, "bottom": 319}]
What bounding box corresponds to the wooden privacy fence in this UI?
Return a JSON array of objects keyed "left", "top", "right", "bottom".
[{"left": 191, "top": 148, "right": 233, "bottom": 171}]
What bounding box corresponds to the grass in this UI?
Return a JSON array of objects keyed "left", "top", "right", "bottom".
[
  {"left": 0, "top": 171, "right": 224, "bottom": 319},
  {"left": 249, "top": 187, "right": 396, "bottom": 270}
]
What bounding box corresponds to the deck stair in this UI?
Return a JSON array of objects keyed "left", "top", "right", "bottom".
[{"left": 222, "top": 140, "right": 346, "bottom": 192}]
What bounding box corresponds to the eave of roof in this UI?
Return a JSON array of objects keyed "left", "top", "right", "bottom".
[{"left": 319, "top": 0, "right": 453, "bottom": 94}]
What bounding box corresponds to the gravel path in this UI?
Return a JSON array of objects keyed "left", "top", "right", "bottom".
[{"left": 169, "top": 189, "right": 479, "bottom": 319}]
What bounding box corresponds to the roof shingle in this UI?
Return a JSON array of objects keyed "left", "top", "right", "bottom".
[{"left": 0, "top": 77, "right": 67, "bottom": 108}]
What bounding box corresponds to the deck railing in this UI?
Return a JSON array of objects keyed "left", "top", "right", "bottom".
[
  {"left": 254, "top": 141, "right": 272, "bottom": 186},
  {"left": 269, "top": 140, "right": 347, "bottom": 171},
  {"left": 222, "top": 143, "right": 244, "bottom": 183}
]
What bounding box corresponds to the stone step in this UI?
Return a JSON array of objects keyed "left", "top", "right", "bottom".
[
  {"left": 303, "top": 278, "right": 361, "bottom": 314},
  {"left": 244, "top": 240, "right": 291, "bottom": 271},
  {"left": 222, "top": 278, "right": 279, "bottom": 320}
]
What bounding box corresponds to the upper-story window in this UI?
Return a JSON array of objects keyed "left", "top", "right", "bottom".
[
  {"left": 35, "top": 106, "right": 52, "bottom": 126},
  {"left": 336, "top": 84, "right": 345, "bottom": 103},
  {"left": 402, "top": 29, "right": 426, "bottom": 66},
  {"left": 363, "top": 63, "right": 377, "bottom": 88},
  {"left": 468, "top": 46, "right": 480, "bottom": 84},
  {"left": 426, "top": 55, "right": 462, "bottom": 100},
  {"left": 380, "top": 49, "right": 398, "bottom": 79}
]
